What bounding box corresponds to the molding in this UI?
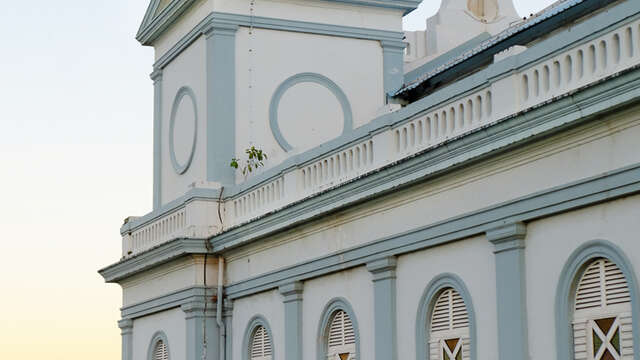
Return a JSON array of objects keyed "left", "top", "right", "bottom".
[
  {"left": 486, "top": 222, "right": 529, "bottom": 360},
  {"left": 137, "top": 0, "right": 198, "bottom": 45},
  {"left": 242, "top": 315, "right": 275, "bottom": 360},
  {"left": 486, "top": 222, "right": 527, "bottom": 254},
  {"left": 152, "top": 69, "right": 163, "bottom": 209},
  {"left": 100, "top": 238, "right": 210, "bottom": 283},
  {"left": 279, "top": 282, "right": 303, "bottom": 360},
  {"left": 206, "top": 23, "right": 237, "bottom": 186},
  {"left": 153, "top": 12, "right": 404, "bottom": 70},
  {"left": 415, "top": 273, "right": 476, "bottom": 360},
  {"left": 223, "top": 160, "right": 640, "bottom": 299},
  {"left": 119, "top": 318, "right": 134, "bottom": 360},
  {"left": 367, "top": 256, "right": 398, "bottom": 360},
  {"left": 212, "top": 65, "right": 640, "bottom": 253},
  {"left": 169, "top": 86, "right": 198, "bottom": 175},
  {"left": 279, "top": 281, "right": 304, "bottom": 303},
  {"left": 316, "top": 298, "right": 360, "bottom": 360},
  {"left": 146, "top": 331, "right": 170, "bottom": 360},
  {"left": 554, "top": 240, "right": 640, "bottom": 360},
  {"left": 269, "top": 73, "right": 353, "bottom": 152},
  {"left": 121, "top": 286, "right": 216, "bottom": 319}
]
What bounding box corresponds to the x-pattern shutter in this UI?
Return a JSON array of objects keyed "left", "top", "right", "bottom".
[
  {"left": 328, "top": 310, "right": 356, "bottom": 360},
  {"left": 429, "top": 288, "right": 470, "bottom": 360},
  {"left": 153, "top": 340, "right": 168, "bottom": 360},
  {"left": 250, "top": 326, "right": 272, "bottom": 360},
  {"left": 573, "top": 258, "right": 633, "bottom": 360}
]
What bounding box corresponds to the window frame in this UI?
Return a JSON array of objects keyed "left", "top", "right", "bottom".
[
  {"left": 243, "top": 315, "right": 275, "bottom": 360},
  {"left": 146, "top": 331, "right": 170, "bottom": 360},
  {"left": 555, "top": 240, "right": 640, "bottom": 360},
  {"left": 415, "top": 273, "right": 476, "bottom": 360},
  {"left": 317, "top": 298, "right": 360, "bottom": 360}
]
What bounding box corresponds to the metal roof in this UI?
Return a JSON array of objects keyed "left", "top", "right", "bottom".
[{"left": 393, "top": 0, "right": 586, "bottom": 96}]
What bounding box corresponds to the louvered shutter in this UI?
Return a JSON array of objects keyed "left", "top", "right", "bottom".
[
  {"left": 153, "top": 340, "right": 169, "bottom": 360},
  {"left": 429, "top": 288, "right": 470, "bottom": 360},
  {"left": 327, "top": 310, "right": 356, "bottom": 360},
  {"left": 250, "top": 326, "right": 272, "bottom": 360},
  {"left": 572, "top": 258, "right": 633, "bottom": 360}
]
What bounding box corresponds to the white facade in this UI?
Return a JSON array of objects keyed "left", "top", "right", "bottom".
[{"left": 100, "top": 1, "right": 640, "bottom": 360}]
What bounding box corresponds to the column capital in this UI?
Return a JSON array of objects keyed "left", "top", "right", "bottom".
[
  {"left": 279, "top": 281, "right": 303, "bottom": 303},
  {"left": 380, "top": 40, "right": 407, "bottom": 51},
  {"left": 118, "top": 318, "right": 133, "bottom": 333},
  {"left": 180, "top": 301, "right": 218, "bottom": 319},
  {"left": 366, "top": 256, "right": 397, "bottom": 281},
  {"left": 486, "top": 222, "right": 527, "bottom": 253},
  {"left": 204, "top": 21, "right": 239, "bottom": 38}
]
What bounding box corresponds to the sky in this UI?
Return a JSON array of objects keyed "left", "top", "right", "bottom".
[{"left": 0, "top": 1, "right": 556, "bottom": 359}]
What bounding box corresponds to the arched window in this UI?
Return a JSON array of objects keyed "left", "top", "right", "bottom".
[
  {"left": 153, "top": 339, "right": 168, "bottom": 360},
  {"left": 572, "top": 258, "right": 633, "bottom": 359},
  {"left": 147, "top": 332, "right": 170, "bottom": 360},
  {"left": 250, "top": 325, "right": 273, "bottom": 360},
  {"left": 429, "top": 288, "right": 470, "bottom": 360},
  {"left": 327, "top": 310, "right": 356, "bottom": 360}
]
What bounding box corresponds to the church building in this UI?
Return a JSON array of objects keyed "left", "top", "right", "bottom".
[{"left": 99, "top": 0, "right": 640, "bottom": 359}]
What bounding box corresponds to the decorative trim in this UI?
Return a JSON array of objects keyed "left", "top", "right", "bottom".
[
  {"left": 121, "top": 286, "right": 216, "bottom": 319},
  {"left": 137, "top": 0, "right": 197, "bottom": 45},
  {"left": 316, "top": 298, "right": 360, "bottom": 360},
  {"left": 169, "top": 86, "right": 198, "bottom": 175},
  {"left": 222, "top": 160, "right": 640, "bottom": 299},
  {"left": 147, "top": 330, "right": 171, "bottom": 360},
  {"left": 486, "top": 222, "right": 529, "bottom": 360},
  {"left": 367, "top": 256, "right": 398, "bottom": 360},
  {"left": 100, "top": 238, "right": 210, "bottom": 283},
  {"left": 242, "top": 315, "right": 275, "bottom": 360},
  {"left": 119, "top": 318, "right": 134, "bottom": 360},
  {"left": 486, "top": 222, "right": 527, "bottom": 254},
  {"left": 153, "top": 12, "right": 404, "bottom": 70},
  {"left": 152, "top": 69, "right": 163, "bottom": 209},
  {"left": 415, "top": 273, "right": 476, "bottom": 360},
  {"left": 269, "top": 73, "right": 353, "bottom": 152},
  {"left": 206, "top": 24, "right": 237, "bottom": 186},
  {"left": 555, "top": 240, "right": 640, "bottom": 360},
  {"left": 279, "top": 282, "right": 303, "bottom": 360}
]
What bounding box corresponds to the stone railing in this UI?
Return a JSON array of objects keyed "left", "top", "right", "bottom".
[{"left": 120, "top": 18, "right": 640, "bottom": 258}]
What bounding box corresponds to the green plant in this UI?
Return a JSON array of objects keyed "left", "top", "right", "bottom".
[{"left": 230, "top": 146, "right": 268, "bottom": 175}]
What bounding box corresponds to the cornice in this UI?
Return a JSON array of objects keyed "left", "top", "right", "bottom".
[
  {"left": 99, "top": 238, "right": 209, "bottom": 283},
  {"left": 137, "top": 0, "right": 198, "bottom": 45}
]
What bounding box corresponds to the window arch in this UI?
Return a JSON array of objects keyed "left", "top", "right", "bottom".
[
  {"left": 147, "top": 331, "right": 170, "bottom": 360},
  {"left": 243, "top": 316, "right": 275, "bottom": 360},
  {"left": 416, "top": 273, "right": 476, "bottom": 360},
  {"left": 317, "top": 298, "right": 360, "bottom": 360},
  {"left": 572, "top": 258, "right": 632, "bottom": 359},
  {"left": 556, "top": 240, "right": 639, "bottom": 360}
]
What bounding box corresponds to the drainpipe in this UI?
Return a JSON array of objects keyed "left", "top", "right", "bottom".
[{"left": 216, "top": 256, "right": 226, "bottom": 360}]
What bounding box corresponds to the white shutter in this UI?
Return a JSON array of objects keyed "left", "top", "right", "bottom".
[
  {"left": 572, "top": 258, "right": 633, "bottom": 360},
  {"left": 250, "top": 326, "right": 272, "bottom": 360},
  {"left": 575, "top": 258, "right": 631, "bottom": 313},
  {"left": 328, "top": 310, "right": 356, "bottom": 359},
  {"left": 154, "top": 340, "right": 168, "bottom": 360},
  {"left": 430, "top": 288, "right": 469, "bottom": 333},
  {"left": 429, "top": 288, "right": 470, "bottom": 360}
]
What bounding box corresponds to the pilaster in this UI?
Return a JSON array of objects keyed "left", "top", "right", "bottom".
[
  {"left": 118, "top": 318, "right": 133, "bottom": 360},
  {"left": 181, "top": 300, "right": 219, "bottom": 360},
  {"left": 205, "top": 23, "right": 238, "bottom": 186},
  {"left": 279, "top": 281, "right": 303, "bottom": 360},
  {"left": 381, "top": 40, "right": 406, "bottom": 100},
  {"left": 486, "top": 222, "right": 529, "bottom": 360},
  {"left": 366, "top": 256, "right": 397, "bottom": 360},
  {"left": 151, "top": 69, "right": 163, "bottom": 210}
]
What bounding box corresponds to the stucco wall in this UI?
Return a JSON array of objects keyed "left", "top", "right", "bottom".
[
  {"left": 160, "top": 37, "right": 207, "bottom": 205},
  {"left": 526, "top": 193, "right": 640, "bottom": 360},
  {"left": 132, "top": 308, "right": 186, "bottom": 360},
  {"left": 232, "top": 289, "right": 285, "bottom": 360}
]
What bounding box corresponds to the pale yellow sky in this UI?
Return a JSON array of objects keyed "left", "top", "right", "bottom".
[{"left": 0, "top": 1, "right": 555, "bottom": 359}]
